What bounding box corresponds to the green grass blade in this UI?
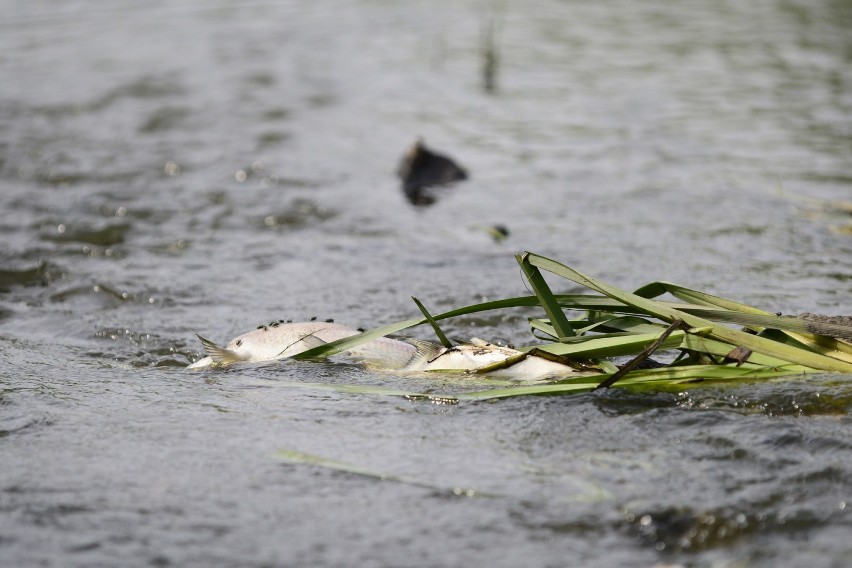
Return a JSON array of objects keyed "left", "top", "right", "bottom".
[
  {"left": 782, "top": 333, "right": 852, "bottom": 362},
  {"left": 529, "top": 318, "right": 558, "bottom": 339},
  {"left": 528, "top": 324, "right": 816, "bottom": 369},
  {"left": 635, "top": 285, "right": 852, "bottom": 358},
  {"left": 275, "top": 449, "right": 486, "bottom": 496},
  {"left": 524, "top": 252, "right": 852, "bottom": 373},
  {"left": 578, "top": 315, "right": 666, "bottom": 335},
  {"left": 412, "top": 296, "right": 452, "bottom": 348},
  {"left": 456, "top": 365, "right": 816, "bottom": 400},
  {"left": 518, "top": 253, "right": 576, "bottom": 338},
  {"left": 657, "top": 306, "right": 852, "bottom": 345},
  {"left": 634, "top": 281, "right": 770, "bottom": 314},
  {"left": 530, "top": 329, "right": 687, "bottom": 359},
  {"left": 678, "top": 334, "right": 816, "bottom": 368}
]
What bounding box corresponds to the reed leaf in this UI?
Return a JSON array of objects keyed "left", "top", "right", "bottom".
[
  {"left": 530, "top": 329, "right": 688, "bottom": 359},
  {"left": 635, "top": 281, "right": 770, "bottom": 314},
  {"left": 517, "top": 253, "right": 576, "bottom": 338},
  {"left": 456, "top": 365, "right": 814, "bottom": 400},
  {"left": 524, "top": 253, "right": 852, "bottom": 373},
  {"left": 275, "top": 449, "right": 486, "bottom": 496},
  {"left": 412, "top": 296, "right": 452, "bottom": 348}
]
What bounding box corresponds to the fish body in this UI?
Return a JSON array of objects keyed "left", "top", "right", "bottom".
[
  {"left": 187, "top": 321, "right": 416, "bottom": 370},
  {"left": 188, "top": 321, "right": 592, "bottom": 380},
  {"left": 402, "top": 339, "right": 589, "bottom": 381}
]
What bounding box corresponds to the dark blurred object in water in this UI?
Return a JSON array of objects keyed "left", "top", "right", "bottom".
[
  {"left": 481, "top": 16, "right": 500, "bottom": 94},
  {"left": 397, "top": 139, "right": 468, "bottom": 206},
  {"left": 486, "top": 224, "right": 510, "bottom": 242}
]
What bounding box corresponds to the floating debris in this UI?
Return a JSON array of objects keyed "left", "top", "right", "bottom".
[
  {"left": 485, "top": 224, "right": 510, "bottom": 242},
  {"left": 397, "top": 139, "right": 468, "bottom": 206}
]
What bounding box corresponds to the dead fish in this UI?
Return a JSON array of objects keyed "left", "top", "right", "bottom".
[
  {"left": 187, "top": 321, "right": 417, "bottom": 370},
  {"left": 187, "top": 321, "right": 593, "bottom": 381},
  {"left": 402, "top": 338, "right": 592, "bottom": 381}
]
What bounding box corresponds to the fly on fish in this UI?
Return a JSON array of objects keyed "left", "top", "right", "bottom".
[{"left": 188, "top": 321, "right": 595, "bottom": 381}]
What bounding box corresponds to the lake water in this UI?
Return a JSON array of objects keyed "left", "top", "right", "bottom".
[{"left": 1, "top": 1, "right": 851, "bottom": 566}]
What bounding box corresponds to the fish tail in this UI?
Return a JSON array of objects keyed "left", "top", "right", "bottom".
[
  {"left": 196, "top": 334, "right": 243, "bottom": 365},
  {"left": 403, "top": 339, "right": 445, "bottom": 368}
]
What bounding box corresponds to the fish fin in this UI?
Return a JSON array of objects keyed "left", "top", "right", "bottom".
[
  {"left": 404, "top": 339, "right": 445, "bottom": 367},
  {"left": 300, "top": 334, "right": 327, "bottom": 350},
  {"left": 197, "top": 334, "right": 243, "bottom": 365},
  {"left": 276, "top": 333, "right": 327, "bottom": 358}
]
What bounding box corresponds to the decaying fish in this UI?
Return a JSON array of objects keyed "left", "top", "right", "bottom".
[
  {"left": 188, "top": 321, "right": 594, "bottom": 381},
  {"left": 187, "top": 321, "right": 415, "bottom": 370}
]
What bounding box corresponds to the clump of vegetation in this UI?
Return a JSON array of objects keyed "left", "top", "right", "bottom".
[{"left": 292, "top": 252, "right": 852, "bottom": 401}]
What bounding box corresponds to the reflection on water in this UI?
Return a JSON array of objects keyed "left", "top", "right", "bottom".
[{"left": 1, "top": 1, "right": 851, "bottom": 567}]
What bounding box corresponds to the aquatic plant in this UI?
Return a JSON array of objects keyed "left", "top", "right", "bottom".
[{"left": 291, "top": 252, "right": 852, "bottom": 401}]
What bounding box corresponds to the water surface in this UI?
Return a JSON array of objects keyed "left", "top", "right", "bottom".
[{"left": 1, "top": 1, "right": 850, "bottom": 566}]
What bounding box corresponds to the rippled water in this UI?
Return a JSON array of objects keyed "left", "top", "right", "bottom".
[{"left": 2, "top": 1, "right": 851, "bottom": 566}]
